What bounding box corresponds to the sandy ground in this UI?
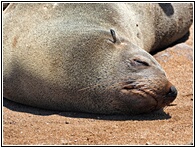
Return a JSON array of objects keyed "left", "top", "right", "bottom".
[{"left": 3, "top": 24, "right": 193, "bottom": 145}]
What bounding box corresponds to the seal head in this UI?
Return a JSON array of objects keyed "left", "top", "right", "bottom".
[{"left": 93, "top": 29, "right": 178, "bottom": 114}]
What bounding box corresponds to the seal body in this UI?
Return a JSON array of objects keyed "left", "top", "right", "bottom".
[{"left": 3, "top": 3, "right": 192, "bottom": 114}]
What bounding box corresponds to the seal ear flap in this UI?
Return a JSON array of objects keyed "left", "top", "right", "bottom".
[{"left": 110, "top": 29, "right": 121, "bottom": 44}]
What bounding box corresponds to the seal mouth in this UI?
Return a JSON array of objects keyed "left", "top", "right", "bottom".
[
  {"left": 120, "top": 80, "right": 177, "bottom": 113},
  {"left": 122, "top": 81, "right": 158, "bottom": 101},
  {"left": 121, "top": 81, "right": 159, "bottom": 112}
]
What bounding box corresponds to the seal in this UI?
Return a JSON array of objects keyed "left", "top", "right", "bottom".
[{"left": 3, "top": 3, "right": 192, "bottom": 114}]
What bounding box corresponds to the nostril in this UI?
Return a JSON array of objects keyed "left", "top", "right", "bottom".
[{"left": 167, "top": 86, "right": 177, "bottom": 97}]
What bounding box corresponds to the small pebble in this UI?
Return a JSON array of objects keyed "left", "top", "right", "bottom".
[
  {"left": 146, "top": 142, "right": 150, "bottom": 145},
  {"left": 65, "top": 121, "right": 69, "bottom": 124},
  {"left": 188, "top": 142, "right": 193, "bottom": 145}
]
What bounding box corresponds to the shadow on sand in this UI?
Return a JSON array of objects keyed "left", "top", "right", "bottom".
[{"left": 3, "top": 97, "right": 171, "bottom": 121}]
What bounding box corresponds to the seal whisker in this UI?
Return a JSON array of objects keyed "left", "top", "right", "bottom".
[{"left": 78, "top": 86, "right": 92, "bottom": 92}]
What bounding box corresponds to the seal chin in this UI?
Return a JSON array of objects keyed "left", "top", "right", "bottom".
[{"left": 119, "top": 85, "right": 158, "bottom": 114}]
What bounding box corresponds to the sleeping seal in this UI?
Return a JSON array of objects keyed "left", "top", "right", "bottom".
[{"left": 3, "top": 3, "right": 192, "bottom": 114}]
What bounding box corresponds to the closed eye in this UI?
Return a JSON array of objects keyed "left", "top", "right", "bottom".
[{"left": 133, "top": 59, "right": 149, "bottom": 66}]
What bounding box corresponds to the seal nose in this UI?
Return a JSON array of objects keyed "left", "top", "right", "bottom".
[
  {"left": 162, "top": 85, "right": 177, "bottom": 106},
  {"left": 166, "top": 86, "right": 177, "bottom": 98}
]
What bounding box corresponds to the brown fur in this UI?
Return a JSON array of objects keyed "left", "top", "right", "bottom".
[{"left": 3, "top": 3, "right": 192, "bottom": 114}]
